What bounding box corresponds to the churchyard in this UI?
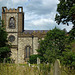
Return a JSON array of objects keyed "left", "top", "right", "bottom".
[
  {"left": 0, "top": 59, "right": 75, "bottom": 75},
  {"left": 0, "top": 0, "right": 75, "bottom": 75}
]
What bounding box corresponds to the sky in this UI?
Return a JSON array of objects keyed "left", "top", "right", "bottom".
[{"left": 0, "top": 0, "right": 73, "bottom": 32}]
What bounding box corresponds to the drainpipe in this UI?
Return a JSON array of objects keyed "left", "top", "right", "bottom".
[
  {"left": 17, "top": 11, "right": 19, "bottom": 63},
  {"left": 32, "top": 35, "right": 34, "bottom": 54}
]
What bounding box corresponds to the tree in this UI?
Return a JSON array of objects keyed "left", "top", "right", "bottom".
[
  {"left": 55, "top": 0, "right": 75, "bottom": 27},
  {"left": 61, "top": 43, "right": 75, "bottom": 68},
  {"left": 0, "top": 21, "right": 10, "bottom": 62},
  {"left": 37, "top": 28, "right": 68, "bottom": 63},
  {"left": 37, "top": 27, "right": 75, "bottom": 68},
  {"left": 63, "top": 52, "right": 75, "bottom": 68},
  {"left": 69, "top": 27, "right": 75, "bottom": 41}
]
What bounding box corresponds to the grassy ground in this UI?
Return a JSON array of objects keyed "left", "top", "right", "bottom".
[
  {"left": 0, "top": 63, "right": 50, "bottom": 75},
  {"left": 0, "top": 63, "right": 75, "bottom": 75}
]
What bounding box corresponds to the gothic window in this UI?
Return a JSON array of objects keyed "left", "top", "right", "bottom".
[
  {"left": 8, "top": 35, "right": 15, "bottom": 42},
  {"left": 26, "top": 46, "right": 30, "bottom": 58},
  {"left": 24, "top": 46, "right": 32, "bottom": 59},
  {"left": 9, "top": 17, "right": 15, "bottom": 29}
]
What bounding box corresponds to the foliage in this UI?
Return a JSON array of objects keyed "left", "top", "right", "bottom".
[
  {"left": 37, "top": 27, "right": 75, "bottom": 68},
  {"left": 55, "top": 0, "right": 75, "bottom": 26},
  {"left": 0, "top": 21, "right": 10, "bottom": 62},
  {"left": 61, "top": 50, "right": 75, "bottom": 68},
  {"left": 29, "top": 54, "right": 40, "bottom": 64},
  {"left": 71, "top": 40, "right": 75, "bottom": 52},
  {"left": 61, "top": 43, "right": 75, "bottom": 68},
  {"left": 0, "top": 26, "right": 8, "bottom": 47},
  {"left": 55, "top": 0, "right": 75, "bottom": 67},
  {"left": 59, "top": 38, "right": 75, "bottom": 68},
  {"left": 37, "top": 28, "right": 68, "bottom": 63},
  {"left": 69, "top": 27, "right": 75, "bottom": 41},
  {"left": 37, "top": 40, "right": 47, "bottom": 63}
]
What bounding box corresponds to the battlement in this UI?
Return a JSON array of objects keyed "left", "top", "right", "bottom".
[
  {"left": 2, "top": 7, "right": 23, "bottom": 13},
  {"left": 18, "top": 30, "right": 49, "bottom": 38}
]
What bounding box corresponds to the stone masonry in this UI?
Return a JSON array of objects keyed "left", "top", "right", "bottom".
[{"left": 2, "top": 7, "right": 48, "bottom": 63}]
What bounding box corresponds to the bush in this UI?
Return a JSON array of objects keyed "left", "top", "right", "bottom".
[
  {"left": 29, "top": 54, "right": 40, "bottom": 64},
  {"left": 5, "top": 57, "right": 11, "bottom": 63}
]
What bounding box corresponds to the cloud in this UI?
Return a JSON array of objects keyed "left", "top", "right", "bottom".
[
  {"left": 0, "top": 0, "right": 73, "bottom": 32},
  {"left": 0, "top": 0, "right": 2, "bottom": 1},
  {"left": 12, "top": 0, "right": 30, "bottom": 4},
  {"left": 56, "top": 23, "right": 73, "bottom": 32},
  {"left": 25, "top": 0, "right": 59, "bottom": 15},
  {"left": 25, "top": 17, "right": 56, "bottom": 30}
]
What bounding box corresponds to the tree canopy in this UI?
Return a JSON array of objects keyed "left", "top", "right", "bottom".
[
  {"left": 69, "top": 27, "right": 75, "bottom": 41},
  {"left": 37, "top": 28, "right": 68, "bottom": 63},
  {"left": 55, "top": 0, "right": 75, "bottom": 26},
  {"left": 37, "top": 28, "right": 75, "bottom": 68}
]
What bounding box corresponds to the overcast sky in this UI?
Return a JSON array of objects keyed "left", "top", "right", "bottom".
[{"left": 0, "top": 0, "right": 73, "bottom": 32}]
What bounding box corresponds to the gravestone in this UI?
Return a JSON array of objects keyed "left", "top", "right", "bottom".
[
  {"left": 28, "top": 63, "right": 30, "bottom": 67},
  {"left": 54, "top": 59, "right": 61, "bottom": 75},
  {"left": 37, "top": 57, "right": 40, "bottom": 70},
  {"left": 47, "top": 62, "right": 49, "bottom": 65},
  {"left": 3, "top": 58, "right": 6, "bottom": 64},
  {"left": 37, "top": 57, "right": 40, "bottom": 65}
]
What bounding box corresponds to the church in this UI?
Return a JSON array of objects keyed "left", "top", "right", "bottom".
[{"left": 2, "top": 7, "right": 48, "bottom": 63}]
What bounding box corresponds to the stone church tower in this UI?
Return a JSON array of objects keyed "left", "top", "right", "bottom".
[{"left": 2, "top": 7, "right": 48, "bottom": 63}]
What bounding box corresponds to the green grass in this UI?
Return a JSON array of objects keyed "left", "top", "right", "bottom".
[
  {"left": 0, "top": 63, "right": 75, "bottom": 75},
  {"left": 0, "top": 63, "right": 50, "bottom": 75}
]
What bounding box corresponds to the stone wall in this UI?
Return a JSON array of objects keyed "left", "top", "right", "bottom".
[
  {"left": 6, "top": 13, "right": 18, "bottom": 32},
  {"left": 33, "top": 37, "right": 38, "bottom": 54},
  {"left": 10, "top": 48, "right": 18, "bottom": 63},
  {"left": 7, "top": 33, "right": 18, "bottom": 45},
  {"left": 18, "top": 37, "right": 38, "bottom": 63}
]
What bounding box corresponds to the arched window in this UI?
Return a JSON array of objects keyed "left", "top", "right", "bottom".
[
  {"left": 9, "top": 17, "right": 15, "bottom": 29},
  {"left": 24, "top": 46, "right": 32, "bottom": 59},
  {"left": 26, "top": 46, "right": 30, "bottom": 58}
]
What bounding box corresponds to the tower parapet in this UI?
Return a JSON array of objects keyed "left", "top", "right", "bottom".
[
  {"left": 2, "top": 6, "right": 24, "bottom": 32},
  {"left": 2, "top": 7, "right": 23, "bottom": 13}
]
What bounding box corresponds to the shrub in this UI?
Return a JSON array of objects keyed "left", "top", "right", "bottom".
[{"left": 29, "top": 54, "right": 40, "bottom": 64}]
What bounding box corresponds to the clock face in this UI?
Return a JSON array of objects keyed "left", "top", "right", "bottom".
[
  {"left": 8, "top": 35, "right": 15, "bottom": 42},
  {"left": 9, "top": 17, "right": 15, "bottom": 29}
]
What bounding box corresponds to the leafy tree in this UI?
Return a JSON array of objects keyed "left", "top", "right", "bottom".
[
  {"left": 69, "top": 27, "right": 75, "bottom": 41},
  {"left": 55, "top": 0, "right": 75, "bottom": 52},
  {"left": 37, "top": 28, "right": 68, "bottom": 63},
  {"left": 71, "top": 40, "right": 75, "bottom": 52},
  {"left": 0, "top": 21, "right": 10, "bottom": 62},
  {"left": 55, "top": 0, "right": 75, "bottom": 26},
  {"left": 0, "top": 27, "right": 7, "bottom": 47},
  {"left": 61, "top": 45, "right": 75, "bottom": 68},
  {"left": 37, "top": 28, "right": 75, "bottom": 68}
]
